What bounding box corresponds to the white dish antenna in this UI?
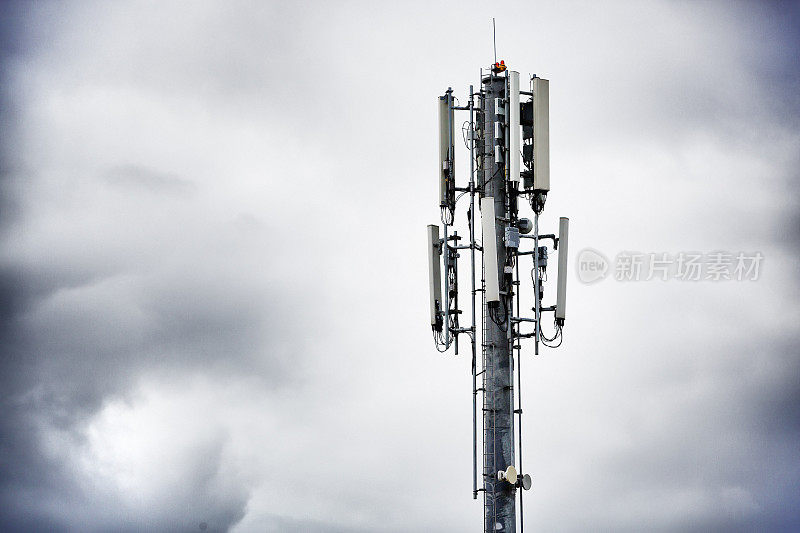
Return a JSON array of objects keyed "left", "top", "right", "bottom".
[{"left": 497, "top": 465, "right": 517, "bottom": 485}]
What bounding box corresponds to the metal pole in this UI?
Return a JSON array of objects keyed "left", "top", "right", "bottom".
[
  {"left": 516, "top": 258, "right": 524, "bottom": 531},
  {"left": 533, "top": 213, "right": 540, "bottom": 355},
  {"left": 503, "top": 73, "right": 517, "bottom": 530},
  {"left": 443, "top": 89, "right": 454, "bottom": 348},
  {"left": 482, "top": 71, "right": 516, "bottom": 533},
  {"left": 469, "top": 84, "right": 478, "bottom": 500},
  {"left": 443, "top": 214, "right": 450, "bottom": 347}
]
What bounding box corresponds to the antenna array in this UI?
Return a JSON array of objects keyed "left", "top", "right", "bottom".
[{"left": 426, "top": 59, "right": 570, "bottom": 533}]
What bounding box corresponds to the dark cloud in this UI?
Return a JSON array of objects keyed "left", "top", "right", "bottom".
[
  {"left": 0, "top": 201, "right": 299, "bottom": 527},
  {"left": 592, "top": 340, "right": 800, "bottom": 530},
  {"left": 0, "top": 3, "right": 23, "bottom": 231},
  {"left": 0, "top": 6, "right": 302, "bottom": 522}
]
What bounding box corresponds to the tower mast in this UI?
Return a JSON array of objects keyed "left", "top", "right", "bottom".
[
  {"left": 427, "top": 55, "right": 569, "bottom": 532},
  {"left": 481, "top": 71, "right": 516, "bottom": 532}
]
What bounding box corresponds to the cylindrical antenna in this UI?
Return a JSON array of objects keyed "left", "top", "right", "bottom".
[
  {"left": 492, "top": 18, "right": 497, "bottom": 65},
  {"left": 556, "top": 217, "right": 570, "bottom": 323}
]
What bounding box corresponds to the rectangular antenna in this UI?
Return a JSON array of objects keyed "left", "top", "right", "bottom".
[
  {"left": 438, "top": 94, "right": 454, "bottom": 207},
  {"left": 533, "top": 77, "right": 550, "bottom": 191},
  {"left": 508, "top": 71, "right": 520, "bottom": 182},
  {"left": 427, "top": 225, "right": 443, "bottom": 329},
  {"left": 556, "top": 217, "right": 569, "bottom": 322},
  {"left": 481, "top": 197, "right": 500, "bottom": 304}
]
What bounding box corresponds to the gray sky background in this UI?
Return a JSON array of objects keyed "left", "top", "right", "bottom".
[{"left": 1, "top": 1, "right": 799, "bottom": 531}]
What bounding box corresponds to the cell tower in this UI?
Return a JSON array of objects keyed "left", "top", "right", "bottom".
[{"left": 426, "top": 54, "right": 570, "bottom": 532}]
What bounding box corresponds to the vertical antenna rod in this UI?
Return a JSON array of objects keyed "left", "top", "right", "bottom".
[{"left": 492, "top": 18, "right": 497, "bottom": 65}]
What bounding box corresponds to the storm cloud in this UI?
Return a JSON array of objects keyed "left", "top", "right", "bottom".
[{"left": 1, "top": 1, "right": 799, "bottom": 531}]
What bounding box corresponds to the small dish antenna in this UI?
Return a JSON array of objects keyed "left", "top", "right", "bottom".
[{"left": 497, "top": 465, "right": 517, "bottom": 485}]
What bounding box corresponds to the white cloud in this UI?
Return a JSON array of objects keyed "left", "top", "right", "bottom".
[{"left": 1, "top": 1, "right": 798, "bottom": 531}]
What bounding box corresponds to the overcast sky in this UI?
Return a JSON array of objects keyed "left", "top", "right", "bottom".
[{"left": 1, "top": 1, "right": 799, "bottom": 531}]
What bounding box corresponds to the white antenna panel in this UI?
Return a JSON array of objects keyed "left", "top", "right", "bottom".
[{"left": 481, "top": 197, "right": 500, "bottom": 304}]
